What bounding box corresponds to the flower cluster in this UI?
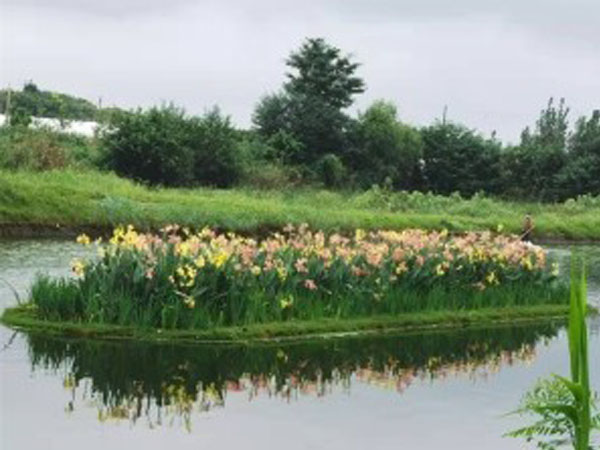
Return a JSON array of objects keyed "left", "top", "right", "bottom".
[{"left": 66, "top": 224, "right": 560, "bottom": 329}]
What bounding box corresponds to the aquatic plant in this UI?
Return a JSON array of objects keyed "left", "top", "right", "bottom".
[
  {"left": 506, "top": 261, "right": 599, "bottom": 449},
  {"left": 30, "top": 224, "right": 565, "bottom": 329}
]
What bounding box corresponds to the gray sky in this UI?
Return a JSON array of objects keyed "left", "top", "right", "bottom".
[{"left": 1, "top": 0, "right": 598, "bottom": 143}]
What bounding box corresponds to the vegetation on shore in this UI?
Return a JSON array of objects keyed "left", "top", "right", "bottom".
[
  {"left": 1, "top": 170, "right": 599, "bottom": 240},
  {"left": 2, "top": 38, "right": 599, "bottom": 202}
]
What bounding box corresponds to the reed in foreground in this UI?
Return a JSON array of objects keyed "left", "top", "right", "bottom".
[
  {"left": 506, "top": 261, "right": 599, "bottom": 449},
  {"left": 29, "top": 225, "right": 567, "bottom": 330}
]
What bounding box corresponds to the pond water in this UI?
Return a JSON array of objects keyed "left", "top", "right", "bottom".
[{"left": 1, "top": 240, "right": 599, "bottom": 449}]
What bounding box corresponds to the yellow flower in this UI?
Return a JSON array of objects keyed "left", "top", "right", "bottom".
[
  {"left": 76, "top": 233, "right": 91, "bottom": 245},
  {"left": 486, "top": 271, "right": 499, "bottom": 285},
  {"left": 251, "top": 265, "right": 261, "bottom": 276},
  {"left": 71, "top": 259, "right": 85, "bottom": 276},
  {"left": 194, "top": 256, "right": 206, "bottom": 268},
  {"left": 276, "top": 266, "right": 288, "bottom": 281},
  {"left": 279, "top": 295, "right": 294, "bottom": 309},
  {"left": 395, "top": 262, "right": 408, "bottom": 275},
  {"left": 435, "top": 264, "right": 446, "bottom": 276},
  {"left": 355, "top": 229, "right": 366, "bottom": 242},
  {"left": 183, "top": 296, "right": 195, "bottom": 309},
  {"left": 176, "top": 242, "right": 191, "bottom": 257},
  {"left": 211, "top": 251, "right": 229, "bottom": 268},
  {"left": 551, "top": 262, "right": 560, "bottom": 277}
]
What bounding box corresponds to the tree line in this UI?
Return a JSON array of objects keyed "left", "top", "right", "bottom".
[{"left": 3, "top": 38, "right": 599, "bottom": 200}]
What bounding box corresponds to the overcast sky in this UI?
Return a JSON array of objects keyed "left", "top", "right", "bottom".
[{"left": 1, "top": 0, "right": 598, "bottom": 143}]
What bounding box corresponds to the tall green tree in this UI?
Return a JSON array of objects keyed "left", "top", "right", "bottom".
[
  {"left": 285, "top": 37, "right": 365, "bottom": 109},
  {"left": 253, "top": 38, "right": 365, "bottom": 167},
  {"left": 556, "top": 111, "right": 600, "bottom": 198},
  {"left": 503, "top": 98, "right": 570, "bottom": 200}
]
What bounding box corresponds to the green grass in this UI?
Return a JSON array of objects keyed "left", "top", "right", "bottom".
[
  {"left": 1, "top": 304, "right": 573, "bottom": 343},
  {"left": 1, "top": 170, "right": 599, "bottom": 240}
]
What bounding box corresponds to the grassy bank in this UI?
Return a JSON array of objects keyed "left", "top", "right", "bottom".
[
  {"left": 0, "top": 304, "right": 572, "bottom": 343},
  {"left": 1, "top": 170, "right": 599, "bottom": 240}
]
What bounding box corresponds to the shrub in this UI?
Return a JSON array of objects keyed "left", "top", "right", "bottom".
[
  {"left": 101, "top": 106, "right": 195, "bottom": 186},
  {"left": 421, "top": 122, "right": 502, "bottom": 196},
  {"left": 190, "top": 108, "right": 241, "bottom": 188},
  {"left": 0, "top": 126, "right": 99, "bottom": 170},
  {"left": 348, "top": 101, "right": 423, "bottom": 189}
]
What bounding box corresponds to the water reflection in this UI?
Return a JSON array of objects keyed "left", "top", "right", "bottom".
[{"left": 24, "top": 322, "right": 562, "bottom": 430}]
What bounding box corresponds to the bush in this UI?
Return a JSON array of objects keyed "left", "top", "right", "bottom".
[
  {"left": 421, "top": 122, "right": 502, "bottom": 196},
  {"left": 190, "top": 108, "right": 241, "bottom": 188},
  {"left": 0, "top": 126, "right": 99, "bottom": 170},
  {"left": 348, "top": 100, "right": 423, "bottom": 189},
  {"left": 101, "top": 106, "right": 243, "bottom": 188},
  {"left": 101, "top": 106, "right": 195, "bottom": 186}
]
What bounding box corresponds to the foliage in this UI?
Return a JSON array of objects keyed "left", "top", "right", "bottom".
[
  {"left": 101, "top": 106, "right": 195, "bottom": 186},
  {"left": 0, "top": 126, "right": 99, "bottom": 170},
  {"left": 0, "top": 82, "right": 98, "bottom": 121},
  {"left": 285, "top": 37, "right": 365, "bottom": 110},
  {"left": 507, "top": 262, "right": 599, "bottom": 449},
  {"left": 556, "top": 111, "right": 600, "bottom": 198},
  {"left": 189, "top": 108, "right": 241, "bottom": 188},
  {"left": 29, "top": 225, "right": 565, "bottom": 330},
  {"left": 101, "top": 106, "right": 242, "bottom": 187},
  {"left": 253, "top": 37, "right": 364, "bottom": 167},
  {"left": 503, "top": 98, "right": 570, "bottom": 201},
  {"left": 421, "top": 122, "right": 502, "bottom": 196},
  {"left": 348, "top": 100, "right": 423, "bottom": 189}
]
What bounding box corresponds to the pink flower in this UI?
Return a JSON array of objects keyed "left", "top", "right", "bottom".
[
  {"left": 304, "top": 279, "right": 317, "bottom": 290},
  {"left": 294, "top": 258, "right": 308, "bottom": 273}
]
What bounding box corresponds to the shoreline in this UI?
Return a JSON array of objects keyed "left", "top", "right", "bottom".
[
  {"left": 1, "top": 304, "right": 574, "bottom": 344},
  {"left": 1, "top": 223, "right": 599, "bottom": 245}
]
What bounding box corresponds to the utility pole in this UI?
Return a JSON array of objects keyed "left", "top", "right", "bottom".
[{"left": 442, "top": 105, "right": 448, "bottom": 126}]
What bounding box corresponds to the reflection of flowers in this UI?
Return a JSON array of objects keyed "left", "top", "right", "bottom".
[{"left": 55, "top": 341, "right": 539, "bottom": 430}]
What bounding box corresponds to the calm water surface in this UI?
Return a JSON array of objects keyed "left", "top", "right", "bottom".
[{"left": 1, "top": 240, "right": 599, "bottom": 449}]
